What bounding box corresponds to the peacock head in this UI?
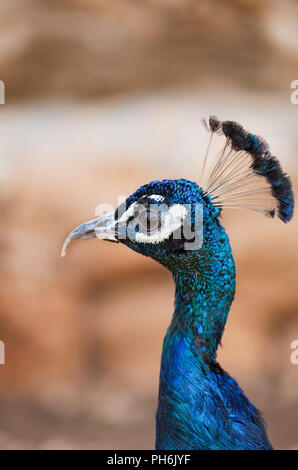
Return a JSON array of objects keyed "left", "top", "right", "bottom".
[
  {"left": 62, "top": 117, "right": 294, "bottom": 275},
  {"left": 61, "top": 177, "right": 222, "bottom": 273}
]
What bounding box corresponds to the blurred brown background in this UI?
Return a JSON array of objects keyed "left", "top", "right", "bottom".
[{"left": 0, "top": 0, "right": 297, "bottom": 449}]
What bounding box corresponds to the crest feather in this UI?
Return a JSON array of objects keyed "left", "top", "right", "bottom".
[{"left": 200, "top": 116, "right": 294, "bottom": 222}]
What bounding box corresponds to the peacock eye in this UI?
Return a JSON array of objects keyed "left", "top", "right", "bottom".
[{"left": 135, "top": 205, "right": 162, "bottom": 234}]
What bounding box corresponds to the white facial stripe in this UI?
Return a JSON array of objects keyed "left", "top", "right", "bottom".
[
  {"left": 116, "top": 201, "right": 138, "bottom": 224},
  {"left": 135, "top": 204, "right": 187, "bottom": 244},
  {"left": 149, "top": 194, "right": 165, "bottom": 202}
]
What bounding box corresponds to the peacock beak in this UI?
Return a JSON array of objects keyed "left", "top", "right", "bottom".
[{"left": 61, "top": 211, "right": 118, "bottom": 257}]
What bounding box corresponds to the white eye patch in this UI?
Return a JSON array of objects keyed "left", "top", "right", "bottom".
[
  {"left": 149, "top": 194, "right": 165, "bottom": 203},
  {"left": 134, "top": 203, "right": 187, "bottom": 244},
  {"left": 116, "top": 195, "right": 187, "bottom": 245}
]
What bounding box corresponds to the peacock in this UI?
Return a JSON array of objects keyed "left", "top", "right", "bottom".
[{"left": 62, "top": 117, "right": 294, "bottom": 450}]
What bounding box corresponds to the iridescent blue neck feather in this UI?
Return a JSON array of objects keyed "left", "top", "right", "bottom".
[{"left": 172, "top": 218, "right": 235, "bottom": 358}]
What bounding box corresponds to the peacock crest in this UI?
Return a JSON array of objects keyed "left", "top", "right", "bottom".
[{"left": 200, "top": 116, "right": 294, "bottom": 222}]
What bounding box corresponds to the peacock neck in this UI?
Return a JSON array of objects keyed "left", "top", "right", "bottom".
[
  {"left": 172, "top": 272, "right": 233, "bottom": 358},
  {"left": 156, "top": 247, "right": 236, "bottom": 448},
  {"left": 171, "top": 234, "right": 236, "bottom": 358},
  {"left": 156, "top": 220, "right": 236, "bottom": 448}
]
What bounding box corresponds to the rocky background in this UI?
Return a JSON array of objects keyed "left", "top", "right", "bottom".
[{"left": 0, "top": 0, "right": 297, "bottom": 449}]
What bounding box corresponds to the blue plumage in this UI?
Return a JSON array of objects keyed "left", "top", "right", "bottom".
[{"left": 63, "top": 117, "right": 294, "bottom": 450}]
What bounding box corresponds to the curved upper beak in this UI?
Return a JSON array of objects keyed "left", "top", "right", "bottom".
[{"left": 61, "top": 211, "right": 118, "bottom": 257}]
